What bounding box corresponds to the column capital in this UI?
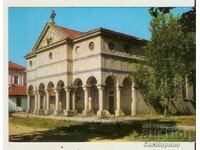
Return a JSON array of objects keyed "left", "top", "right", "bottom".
[
  {"left": 54, "top": 88, "right": 60, "bottom": 93},
  {"left": 132, "top": 84, "right": 135, "bottom": 89},
  {"left": 116, "top": 85, "right": 123, "bottom": 90},
  {"left": 26, "top": 91, "right": 30, "bottom": 95},
  {"left": 64, "top": 87, "right": 71, "bottom": 92},
  {"left": 82, "top": 85, "right": 90, "bottom": 91},
  {"left": 45, "top": 89, "right": 49, "bottom": 93},
  {"left": 34, "top": 90, "right": 40, "bottom": 94},
  {"left": 97, "top": 84, "right": 105, "bottom": 90}
]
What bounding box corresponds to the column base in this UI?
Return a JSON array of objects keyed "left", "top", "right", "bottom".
[
  {"left": 131, "top": 111, "right": 136, "bottom": 116},
  {"left": 44, "top": 110, "right": 49, "bottom": 115},
  {"left": 82, "top": 110, "right": 89, "bottom": 116},
  {"left": 53, "top": 110, "right": 59, "bottom": 116},
  {"left": 97, "top": 110, "right": 110, "bottom": 118},
  {"left": 115, "top": 109, "right": 125, "bottom": 117},
  {"left": 33, "top": 109, "right": 37, "bottom": 114},
  {"left": 64, "top": 110, "right": 73, "bottom": 116},
  {"left": 72, "top": 110, "right": 77, "bottom": 115}
]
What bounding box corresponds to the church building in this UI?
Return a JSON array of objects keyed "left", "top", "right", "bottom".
[{"left": 25, "top": 11, "right": 194, "bottom": 117}]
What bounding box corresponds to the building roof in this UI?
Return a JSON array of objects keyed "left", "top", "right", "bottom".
[
  {"left": 9, "top": 85, "right": 26, "bottom": 96},
  {"left": 55, "top": 25, "right": 147, "bottom": 43},
  {"left": 9, "top": 61, "right": 26, "bottom": 71},
  {"left": 55, "top": 25, "right": 85, "bottom": 38}
]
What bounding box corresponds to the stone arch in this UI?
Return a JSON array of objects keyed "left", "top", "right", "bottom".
[
  {"left": 121, "top": 76, "right": 133, "bottom": 115},
  {"left": 47, "top": 81, "right": 54, "bottom": 89},
  {"left": 104, "top": 75, "right": 118, "bottom": 86},
  {"left": 47, "top": 81, "right": 55, "bottom": 112},
  {"left": 86, "top": 76, "right": 98, "bottom": 85},
  {"left": 38, "top": 83, "right": 46, "bottom": 111},
  {"left": 57, "top": 80, "right": 65, "bottom": 89},
  {"left": 74, "top": 78, "right": 84, "bottom": 113},
  {"left": 74, "top": 78, "right": 83, "bottom": 86},
  {"left": 105, "top": 75, "right": 118, "bottom": 115},
  {"left": 28, "top": 85, "right": 35, "bottom": 111},
  {"left": 56, "top": 80, "right": 66, "bottom": 111},
  {"left": 86, "top": 76, "right": 98, "bottom": 114},
  {"left": 39, "top": 83, "right": 45, "bottom": 91},
  {"left": 28, "top": 85, "right": 34, "bottom": 94}
]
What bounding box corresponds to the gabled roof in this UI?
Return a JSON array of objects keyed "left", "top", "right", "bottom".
[
  {"left": 9, "top": 85, "right": 26, "bottom": 96},
  {"left": 55, "top": 25, "right": 85, "bottom": 38},
  {"left": 26, "top": 22, "right": 147, "bottom": 56},
  {"left": 9, "top": 61, "right": 26, "bottom": 71},
  {"left": 32, "top": 23, "right": 85, "bottom": 51}
]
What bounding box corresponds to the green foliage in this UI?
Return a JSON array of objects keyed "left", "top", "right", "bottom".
[
  {"left": 133, "top": 12, "right": 195, "bottom": 115},
  {"left": 149, "top": 7, "right": 173, "bottom": 18}
]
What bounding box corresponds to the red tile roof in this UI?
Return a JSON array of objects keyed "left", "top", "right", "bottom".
[
  {"left": 9, "top": 85, "right": 26, "bottom": 96},
  {"left": 9, "top": 62, "right": 26, "bottom": 71},
  {"left": 55, "top": 26, "right": 85, "bottom": 38}
]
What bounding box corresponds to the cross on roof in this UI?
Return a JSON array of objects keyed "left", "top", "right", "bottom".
[{"left": 50, "top": 10, "right": 56, "bottom": 23}]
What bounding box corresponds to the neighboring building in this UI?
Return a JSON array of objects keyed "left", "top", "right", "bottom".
[
  {"left": 9, "top": 61, "right": 27, "bottom": 112},
  {"left": 25, "top": 12, "right": 195, "bottom": 117}
]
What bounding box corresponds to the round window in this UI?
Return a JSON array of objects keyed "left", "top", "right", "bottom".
[
  {"left": 89, "top": 42, "right": 94, "bottom": 50},
  {"left": 108, "top": 42, "right": 115, "bottom": 50},
  {"left": 124, "top": 44, "right": 132, "bottom": 53},
  {"left": 29, "top": 61, "right": 32, "bottom": 66},
  {"left": 75, "top": 46, "right": 80, "bottom": 55},
  {"left": 49, "top": 52, "right": 53, "bottom": 59}
]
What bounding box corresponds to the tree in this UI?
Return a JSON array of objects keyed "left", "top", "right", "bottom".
[
  {"left": 179, "top": 7, "right": 196, "bottom": 104},
  {"left": 149, "top": 7, "right": 196, "bottom": 102},
  {"left": 149, "top": 7, "right": 173, "bottom": 18},
  {"left": 133, "top": 13, "right": 194, "bottom": 116}
]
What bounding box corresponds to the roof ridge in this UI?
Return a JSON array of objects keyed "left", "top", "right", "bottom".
[
  {"left": 9, "top": 61, "right": 26, "bottom": 68},
  {"left": 55, "top": 25, "right": 85, "bottom": 33}
]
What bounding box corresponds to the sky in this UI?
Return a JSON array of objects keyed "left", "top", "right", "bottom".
[{"left": 9, "top": 7, "right": 191, "bottom": 66}]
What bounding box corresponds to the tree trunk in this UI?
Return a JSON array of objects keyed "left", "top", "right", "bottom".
[
  {"left": 192, "top": 71, "right": 196, "bottom": 107},
  {"left": 163, "top": 107, "right": 167, "bottom": 116},
  {"left": 163, "top": 96, "right": 171, "bottom": 116}
]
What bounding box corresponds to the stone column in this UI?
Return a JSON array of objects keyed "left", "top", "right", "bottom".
[
  {"left": 97, "top": 85, "right": 108, "bottom": 118},
  {"left": 131, "top": 82, "right": 136, "bottom": 116},
  {"left": 45, "top": 89, "right": 49, "bottom": 115},
  {"left": 115, "top": 85, "right": 124, "bottom": 117},
  {"left": 37, "top": 91, "right": 41, "bottom": 114},
  {"left": 26, "top": 92, "right": 30, "bottom": 113},
  {"left": 98, "top": 85, "right": 104, "bottom": 112},
  {"left": 82, "top": 86, "right": 89, "bottom": 115},
  {"left": 33, "top": 91, "right": 38, "bottom": 113},
  {"left": 54, "top": 89, "right": 59, "bottom": 115},
  {"left": 64, "top": 87, "right": 71, "bottom": 116},
  {"left": 88, "top": 96, "right": 92, "bottom": 112},
  {"left": 72, "top": 89, "right": 77, "bottom": 113},
  {"left": 43, "top": 95, "right": 46, "bottom": 110},
  {"left": 185, "top": 77, "right": 189, "bottom": 99}
]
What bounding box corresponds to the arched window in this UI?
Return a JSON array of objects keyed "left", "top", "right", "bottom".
[
  {"left": 75, "top": 46, "right": 80, "bottom": 55},
  {"left": 49, "top": 52, "right": 53, "bottom": 59},
  {"left": 29, "top": 61, "right": 32, "bottom": 66}
]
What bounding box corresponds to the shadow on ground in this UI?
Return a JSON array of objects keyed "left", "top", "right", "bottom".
[{"left": 9, "top": 119, "right": 177, "bottom": 142}]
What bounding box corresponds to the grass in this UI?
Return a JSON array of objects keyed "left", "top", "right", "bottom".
[
  {"left": 9, "top": 115, "right": 196, "bottom": 142},
  {"left": 9, "top": 116, "right": 82, "bottom": 129}
]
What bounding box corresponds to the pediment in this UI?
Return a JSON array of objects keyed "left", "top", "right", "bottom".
[{"left": 33, "top": 24, "right": 66, "bottom": 50}]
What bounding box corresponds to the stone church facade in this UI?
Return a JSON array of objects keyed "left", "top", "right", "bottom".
[
  {"left": 25, "top": 16, "right": 195, "bottom": 117},
  {"left": 25, "top": 19, "right": 148, "bottom": 118}
]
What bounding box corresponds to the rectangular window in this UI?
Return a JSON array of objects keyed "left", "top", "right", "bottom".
[
  {"left": 14, "top": 76, "right": 18, "bottom": 85},
  {"left": 16, "top": 97, "right": 21, "bottom": 107}
]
